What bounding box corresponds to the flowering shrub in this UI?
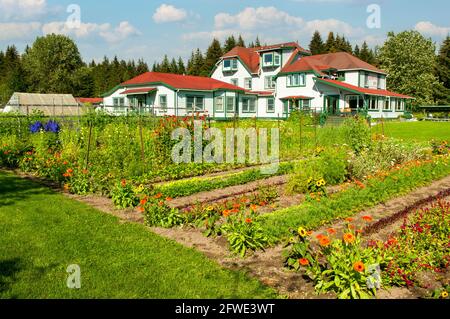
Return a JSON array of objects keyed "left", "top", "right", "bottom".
[
  {"left": 431, "top": 140, "right": 449, "bottom": 155},
  {"left": 285, "top": 220, "right": 385, "bottom": 299},
  {"left": 111, "top": 179, "right": 141, "bottom": 208},
  {"left": 139, "top": 193, "right": 184, "bottom": 228}
]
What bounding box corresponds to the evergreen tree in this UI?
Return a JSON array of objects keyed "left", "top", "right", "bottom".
[
  {"left": 187, "top": 51, "right": 195, "bottom": 75},
  {"left": 202, "top": 38, "right": 223, "bottom": 76},
  {"left": 255, "top": 36, "right": 262, "bottom": 47},
  {"left": 224, "top": 36, "right": 237, "bottom": 52},
  {"left": 170, "top": 58, "right": 178, "bottom": 74},
  {"left": 309, "top": 31, "right": 325, "bottom": 55},
  {"left": 359, "top": 41, "right": 374, "bottom": 64},
  {"left": 159, "top": 55, "right": 171, "bottom": 73},
  {"left": 237, "top": 35, "right": 246, "bottom": 47},
  {"left": 177, "top": 57, "right": 186, "bottom": 75},
  {"left": 325, "top": 32, "right": 336, "bottom": 53},
  {"left": 353, "top": 44, "right": 361, "bottom": 57},
  {"left": 190, "top": 49, "right": 204, "bottom": 76},
  {"left": 136, "top": 59, "right": 149, "bottom": 74}
]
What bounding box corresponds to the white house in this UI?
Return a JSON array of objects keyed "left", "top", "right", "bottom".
[
  {"left": 211, "top": 42, "right": 413, "bottom": 119},
  {"left": 102, "top": 41, "right": 413, "bottom": 119}
]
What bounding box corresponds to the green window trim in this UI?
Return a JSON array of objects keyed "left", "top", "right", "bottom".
[
  {"left": 262, "top": 52, "right": 281, "bottom": 68},
  {"left": 241, "top": 97, "right": 257, "bottom": 113},
  {"left": 159, "top": 94, "right": 168, "bottom": 111},
  {"left": 186, "top": 95, "right": 205, "bottom": 112},
  {"left": 226, "top": 96, "right": 235, "bottom": 113},
  {"left": 286, "top": 73, "right": 306, "bottom": 87},
  {"left": 267, "top": 98, "right": 275, "bottom": 113},
  {"left": 223, "top": 59, "right": 238, "bottom": 72},
  {"left": 215, "top": 96, "right": 224, "bottom": 113},
  {"left": 264, "top": 76, "right": 276, "bottom": 90}
]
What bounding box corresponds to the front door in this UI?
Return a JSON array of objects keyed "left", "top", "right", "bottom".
[{"left": 325, "top": 95, "right": 339, "bottom": 115}]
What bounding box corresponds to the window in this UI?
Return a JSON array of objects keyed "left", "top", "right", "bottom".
[
  {"left": 396, "top": 99, "right": 403, "bottom": 111},
  {"left": 244, "top": 78, "right": 252, "bottom": 90},
  {"left": 378, "top": 97, "right": 385, "bottom": 111},
  {"left": 186, "top": 96, "right": 204, "bottom": 112},
  {"left": 159, "top": 95, "right": 167, "bottom": 111},
  {"left": 302, "top": 99, "right": 311, "bottom": 110},
  {"left": 215, "top": 97, "right": 224, "bottom": 112},
  {"left": 337, "top": 72, "right": 346, "bottom": 81},
  {"left": 113, "top": 97, "right": 125, "bottom": 107},
  {"left": 390, "top": 98, "right": 396, "bottom": 110},
  {"left": 377, "top": 76, "right": 381, "bottom": 89},
  {"left": 263, "top": 53, "right": 273, "bottom": 67},
  {"left": 364, "top": 73, "right": 369, "bottom": 88},
  {"left": 283, "top": 100, "right": 289, "bottom": 114},
  {"left": 287, "top": 74, "right": 306, "bottom": 87},
  {"left": 242, "top": 98, "right": 256, "bottom": 113},
  {"left": 274, "top": 52, "right": 281, "bottom": 66},
  {"left": 231, "top": 78, "right": 238, "bottom": 86},
  {"left": 384, "top": 98, "right": 390, "bottom": 110},
  {"left": 264, "top": 76, "right": 276, "bottom": 89},
  {"left": 346, "top": 96, "right": 358, "bottom": 110},
  {"left": 267, "top": 98, "right": 275, "bottom": 113},
  {"left": 369, "top": 97, "right": 378, "bottom": 110},
  {"left": 223, "top": 59, "right": 238, "bottom": 71},
  {"left": 226, "top": 96, "right": 235, "bottom": 112}
]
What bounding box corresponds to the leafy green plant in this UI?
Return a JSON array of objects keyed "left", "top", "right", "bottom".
[
  {"left": 342, "top": 117, "right": 371, "bottom": 154},
  {"left": 221, "top": 211, "right": 272, "bottom": 257},
  {"left": 140, "top": 193, "right": 184, "bottom": 228},
  {"left": 111, "top": 179, "right": 140, "bottom": 208}
]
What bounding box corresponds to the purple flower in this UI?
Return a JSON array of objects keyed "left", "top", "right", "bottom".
[
  {"left": 30, "top": 121, "right": 43, "bottom": 133},
  {"left": 44, "top": 120, "right": 60, "bottom": 133}
]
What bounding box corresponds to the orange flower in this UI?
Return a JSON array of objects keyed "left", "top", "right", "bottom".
[
  {"left": 121, "top": 179, "right": 127, "bottom": 187},
  {"left": 138, "top": 206, "right": 145, "bottom": 213},
  {"left": 158, "top": 201, "right": 164, "bottom": 207},
  {"left": 348, "top": 224, "right": 355, "bottom": 230},
  {"left": 316, "top": 234, "right": 325, "bottom": 240},
  {"left": 223, "top": 210, "right": 231, "bottom": 217},
  {"left": 299, "top": 258, "right": 310, "bottom": 266},
  {"left": 343, "top": 233, "right": 355, "bottom": 244},
  {"left": 166, "top": 197, "right": 173, "bottom": 202},
  {"left": 66, "top": 168, "right": 73, "bottom": 174},
  {"left": 259, "top": 201, "right": 267, "bottom": 207},
  {"left": 319, "top": 236, "right": 331, "bottom": 247},
  {"left": 362, "top": 215, "right": 373, "bottom": 222},
  {"left": 245, "top": 218, "right": 252, "bottom": 224},
  {"left": 154, "top": 193, "right": 163, "bottom": 199},
  {"left": 250, "top": 204, "right": 258, "bottom": 212},
  {"left": 327, "top": 228, "right": 337, "bottom": 235},
  {"left": 353, "top": 261, "right": 365, "bottom": 273},
  {"left": 345, "top": 218, "right": 354, "bottom": 222},
  {"left": 140, "top": 198, "right": 148, "bottom": 206}
]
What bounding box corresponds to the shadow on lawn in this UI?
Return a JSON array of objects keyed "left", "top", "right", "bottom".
[
  {"left": 0, "top": 173, "right": 55, "bottom": 208},
  {"left": 0, "top": 258, "right": 23, "bottom": 294}
]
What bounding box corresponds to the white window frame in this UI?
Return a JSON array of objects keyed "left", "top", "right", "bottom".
[
  {"left": 302, "top": 99, "right": 311, "bottom": 110},
  {"left": 186, "top": 96, "right": 205, "bottom": 112},
  {"left": 244, "top": 78, "right": 252, "bottom": 90},
  {"left": 263, "top": 53, "right": 274, "bottom": 67},
  {"left": 215, "top": 96, "right": 224, "bottom": 112},
  {"left": 226, "top": 96, "right": 235, "bottom": 113},
  {"left": 274, "top": 52, "right": 281, "bottom": 66},
  {"left": 264, "top": 76, "right": 276, "bottom": 89},
  {"left": 159, "top": 95, "right": 167, "bottom": 111},
  {"left": 267, "top": 98, "right": 275, "bottom": 113}
]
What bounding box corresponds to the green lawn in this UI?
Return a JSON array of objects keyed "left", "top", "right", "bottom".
[
  {"left": 0, "top": 171, "right": 277, "bottom": 299},
  {"left": 373, "top": 121, "right": 450, "bottom": 142}
]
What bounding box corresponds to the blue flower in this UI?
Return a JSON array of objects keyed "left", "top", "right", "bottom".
[
  {"left": 30, "top": 121, "right": 43, "bottom": 133},
  {"left": 44, "top": 120, "right": 60, "bottom": 133}
]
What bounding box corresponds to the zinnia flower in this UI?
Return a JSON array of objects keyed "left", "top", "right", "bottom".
[
  {"left": 327, "top": 228, "right": 337, "bottom": 235},
  {"left": 223, "top": 210, "right": 231, "bottom": 217},
  {"left": 250, "top": 204, "right": 258, "bottom": 212},
  {"left": 353, "top": 261, "right": 365, "bottom": 273},
  {"left": 245, "top": 218, "right": 252, "bottom": 224},
  {"left": 319, "top": 236, "right": 331, "bottom": 247},
  {"left": 362, "top": 215, "right": 373, "bottom": 222},
  {"left": 154, "top": 193, "right": 163, "bottom": 199},
  {"left": 121, "top": 179, "right": 127, "bottom": 187},
  {"left": 343, "top": 233, "right": 355, "bottom": 244},
  {"left": 299, "top": 258, "right": 310, "bottom": 266}
]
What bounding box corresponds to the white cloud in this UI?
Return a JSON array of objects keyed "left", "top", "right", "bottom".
[
  {"left": 153, "top": 4, "right": 187, "bottom": 23},
  {"left": 0, "top": 0, "right": 47, "bottom": 20},
  {"left": 215, "top": 7, "right": 303, "bottom": 30},
  {"left": 0, "top": 22, "right": 41, "bottom": 40},
  {"left": 415, "top": 21, "right": 450, "bottom": 38},
  {"left": 42, "top": 20, "right": 140, "bottom": 43}
]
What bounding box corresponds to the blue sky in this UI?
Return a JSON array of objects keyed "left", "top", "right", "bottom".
[{"left": 0, "top": 0, "right": 449, "bottom": 64}]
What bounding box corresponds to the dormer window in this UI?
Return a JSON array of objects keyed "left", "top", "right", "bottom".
[
  {"left": 262, "top": 52, "right": 281, "bottom": 67},
  {"left": 223, "top": 59, "right": 238, "bottom": 72}
]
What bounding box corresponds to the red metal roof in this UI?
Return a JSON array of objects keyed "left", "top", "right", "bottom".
[
  {"left": 121, "top": 87, "right": 157, "bottom": 95},
  {"left": 121, "top": 72, "right": 245, "bottom": 91},
  {"left": 281, "top": 52, "right": 385, "bottom": 74},
  {"left": 280, "top": 95, "right": 314, "bottom": 100},
  {"left": 316, "top": 78, "right": 413, "bottom": 99},
  {"left": 222, "top": 42, "right": 309, "bottom": 74},
  {"left": 245, "top": 90, "right": 274, "bottom": 96},
  {"left": 76, "top": 97, "right": 103, "bottom": 104}
]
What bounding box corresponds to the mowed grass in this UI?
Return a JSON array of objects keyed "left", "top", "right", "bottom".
[
  {"left": 0, "top": 172, "right": 277, "bottom": 299},
  {"left": 373, "top": 121, "right": 450, "bottom": 143}
]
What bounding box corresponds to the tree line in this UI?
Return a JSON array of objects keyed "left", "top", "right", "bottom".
[{"left": 0, "top": 31, "right": 449, "bottom": 107}]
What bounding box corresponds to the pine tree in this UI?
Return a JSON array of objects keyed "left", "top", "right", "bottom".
[
  {"left": 187, "top": 51, "right": 195, "bottom": 75},
  {"left": 136, "top": 59, "right": 149, "bottom": 74},
  {"left": 177, "top": 57, "right": 186, "bottom": 75},
  {"left": 237, "top": 35, "right": 246, "bottom": 47},
  {"left": 255, "top": 36, "right": 262, "bottom": 47},
  {"left": 353, "top": 44, "right": 361, "bottom": 57},
  {"left": 191, "top": 49, "right": 204, "bottom": 76},
  {"left": 170, "top": 58, "right": 178, "bottom": 74},
  {"left": 224, "top": 36, "right": 237, "bottom": 53},
  {"left": 202, "top": 38, "right": 223, "bottom": 76},
  {"left": 159, "top": 55, "right": 171, "bottom": 73},
  {"left": 325, "top": 32, "right": 336, "bottom": 53},
  {"left": 309, "top": 31, "right": 325, "bottom": 55},
  {"left": 359, "top": 41, "right": 374, "bottom": 64}
]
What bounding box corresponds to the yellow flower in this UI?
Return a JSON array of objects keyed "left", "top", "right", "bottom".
[
  {"left": 298, "top": 227, "right": 308, "bottom": 238},
  {"left": 442, "top": 291, "right": 449, "bottom": 298},
  {"left": 206, "top": 206, "right": 214, "bottom": 211}
]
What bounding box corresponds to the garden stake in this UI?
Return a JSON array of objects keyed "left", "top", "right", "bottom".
[{"left": 85, "top": 120, "right": 93, "bottom": 170}]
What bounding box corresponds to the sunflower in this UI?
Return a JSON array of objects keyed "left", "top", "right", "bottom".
[
  {"left": 442, "top": 291, "right": 449, "bottom": 298},
  {"left": 343, "top": 233, "right": 355, "bottom": 244},
  {"left": 298, "top": 227, "right": 308, "bottom": 238},
  {"left": 353, "top": 261, "right": 365, "bottom": 273}
]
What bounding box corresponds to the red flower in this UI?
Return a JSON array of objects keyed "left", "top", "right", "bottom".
[
  {"left": 299, "top": 258, "right": 310, "bottom": 266},
  {"left": 353, "top": 261, "right": 365, "bottom": 273},
  {"left": 327, "top": 228, "right": 337, "bottom": 235},
  {"left": 245, "top": 218, "right": 252, "bottom": 224},
  {"left": 319, "top": 236, "right": 331, "bottom": 247},
  {"left": 121, "top": 179, "right": 127, "bottom": 187},
  {"left": 362, "top": 215, "right": 373, "bottom": 222},
  {"left": 154, "top": 193, "right": 163, "bottom": 199}
]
